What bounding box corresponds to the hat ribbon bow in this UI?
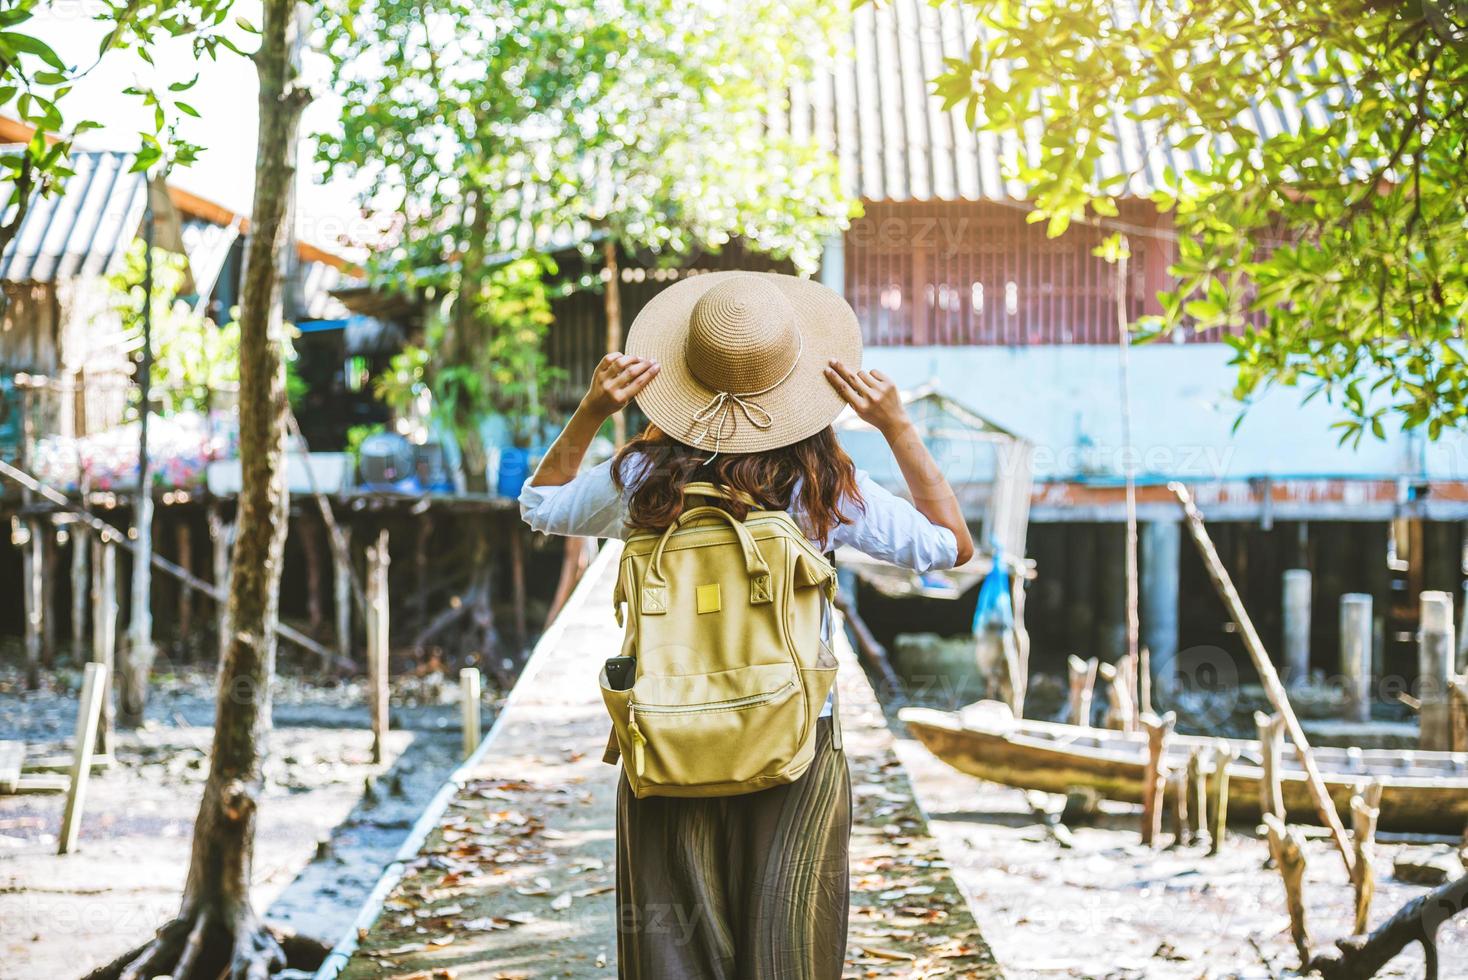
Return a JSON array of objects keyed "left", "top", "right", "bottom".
[{"left": 687, "top": 335, "right": 803, "bottom": 459}]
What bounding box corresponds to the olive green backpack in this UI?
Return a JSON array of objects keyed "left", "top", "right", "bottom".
[{"left": 601, "top": 482, "right": 841, "bottom": 798}]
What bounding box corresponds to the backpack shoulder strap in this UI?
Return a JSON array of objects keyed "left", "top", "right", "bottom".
[{"left": 682, "top": 481, "right": 757, "bottom": 507}]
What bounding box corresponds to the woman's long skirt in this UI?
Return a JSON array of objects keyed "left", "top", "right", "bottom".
[{"left": 614, "top": 717, "right": 851, "bottom": 980}]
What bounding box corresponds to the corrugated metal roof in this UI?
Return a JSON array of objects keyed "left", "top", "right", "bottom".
[
  {"left": 790, "top": 0, "right": 1315, "bottom": 202},
  {"left": 0, "top": 150, "right": 149, "bottom": 283}
]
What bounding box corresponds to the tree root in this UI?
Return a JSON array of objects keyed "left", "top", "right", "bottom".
[
  {"left": 1305, "top": 872, "right": 1468, "bottom": 979},
  {"left": 81, "top": 911, "right": 326, "bottom": 980}
]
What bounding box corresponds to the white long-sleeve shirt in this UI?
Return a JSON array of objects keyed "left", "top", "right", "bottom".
[
  {"left": 519, "top": 455, "right": 960, "bottom": 719},
  {"left": 518, "top": 457, "right": 960, "bottom": 572}
]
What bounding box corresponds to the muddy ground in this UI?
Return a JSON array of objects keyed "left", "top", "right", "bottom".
[
  {"left": 0, "top": 666, "right": 469, "bottom": 979},
  {"left": 897, "top": 732, "right": 1468, "bottom": 979}
]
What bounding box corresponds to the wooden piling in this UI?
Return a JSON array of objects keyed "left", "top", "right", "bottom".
[
  {"left": 91, "top": 537, "right": 117, "bottom": 756},
  {"left": 510, "top": 521, "right": 527, "bottom": 653},
  {"left": 300, "top": 513, "right": 326, "bottom": 658},
  {"left": 1340, "top": 593, "right": 1373, "bottom": 724},
  {"left": 70, "top": 521, "right": 88, "bottom": 660},
  {"left": 1419, "top": 591, "right": 1455, "bottom": 750},
  {"left": 1262, "top": 813, "right": 1311, "bottom": 964},
  {"left": 334, "top": 525, "right": 354, "bottom": 670},
  {"left": 1350, "top": 780, "right": 1383, "bottom": 936},
  {"left": 1255, "top": 711, "right": 1287, "bottom": 822},
  {"left": 366, "top": 529, "right": 390, "bottom": 763},
  {"left": 58, "top": 662, "right": 108, "bottom": 855},
  {"left": 1207, "top": 739, "right": 1237, "bottom": 856},
  {"left": 1066, "top": 655, "right": 1099, "bottom": 727},
  {"left": 1283, "top": 568, "right": 1312, "bottom": 688},
  {"left": 1167, "top": 769, "right": 1189, "bottom": 846},
  {"left": 1140, "top": 711, "right": 1175, "bottom": 847},
  {"left": 460, "top": 667, "right": 482, "bottom": 760},
  {"left": 41, "top": 523, "right": 58, "bottom": 666},
  {"left": 1186, "top": 748, "right": 1207, "bottom": 845},
  {"left": 175, "top": 519, "right": 193, "bottom": 646},
  {"left": 208, "top": 504, "right": 233, "bottom": 647},
  {"left": 21, "top": 518, "right": 43, "bottom": 689}
]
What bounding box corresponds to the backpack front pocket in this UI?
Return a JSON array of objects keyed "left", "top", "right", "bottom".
[{"left": 623, "top": 665, "right": 804, "bottom": 790}]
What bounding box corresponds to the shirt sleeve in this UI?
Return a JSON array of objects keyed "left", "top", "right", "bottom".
[
  {"left": 518, "top": 458, "right": 629, "bottom": 539},
  {"left": 831, "top": 469, "right": 960, "bottom": 573}
]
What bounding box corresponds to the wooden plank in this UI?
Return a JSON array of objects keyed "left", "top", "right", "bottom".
[{"left": 58, "top": 661, "right": 108, "bottom": 854}]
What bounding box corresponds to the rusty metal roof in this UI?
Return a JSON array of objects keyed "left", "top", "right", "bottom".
[
  {"left": 0, "top": 150, "right": 149, "bottom": 283},
  {"left": 785, "top": 0, "right": 1324, "bottom": 203}
]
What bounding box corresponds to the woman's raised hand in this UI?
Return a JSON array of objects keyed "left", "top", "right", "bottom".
[
  {"left": 824, "top": 360, "right": 910, "bottom": 437},
  {"left": 581, "top": 352, "right": 660, "bottom": 419}
]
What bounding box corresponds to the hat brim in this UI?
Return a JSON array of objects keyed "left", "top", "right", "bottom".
[{"left": 625, "top": 271, "right": 863, "bottom": 454}]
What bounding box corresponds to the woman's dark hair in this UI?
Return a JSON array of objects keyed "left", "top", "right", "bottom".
[{"left": 611, "top": 424, "right": 863, "bottom": 542}]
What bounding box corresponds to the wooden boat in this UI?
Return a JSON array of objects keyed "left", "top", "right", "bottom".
[{"left": 900, "top": 703, "right": 1468, "bottom": 835}]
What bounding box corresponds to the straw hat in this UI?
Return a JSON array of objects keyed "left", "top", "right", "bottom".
[{"left": 625, "top": 271, "right": 862, "bottom": 455}]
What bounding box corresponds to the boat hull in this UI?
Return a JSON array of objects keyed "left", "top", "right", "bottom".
[{"left": 900, "top": 706, "right": 1468, "bottom": 836}]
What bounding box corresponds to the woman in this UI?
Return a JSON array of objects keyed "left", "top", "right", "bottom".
[{"left": 520, "top": 272, "right": 973, "bottom": 979}]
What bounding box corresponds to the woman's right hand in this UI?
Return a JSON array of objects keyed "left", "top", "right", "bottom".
[{"left": 581, "top": 352, "right": 660, "bottom": 419}]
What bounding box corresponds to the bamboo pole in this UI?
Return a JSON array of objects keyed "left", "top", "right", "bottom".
[{"left": 1171, "top": 482, "right": 1356, "bottom": 878}]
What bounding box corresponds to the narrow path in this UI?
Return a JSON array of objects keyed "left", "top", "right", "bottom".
[{"left": 339, "top": 543, "right": 999, "bottom": 978}]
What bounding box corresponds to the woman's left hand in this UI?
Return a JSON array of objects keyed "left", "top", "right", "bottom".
[{"left": 825, "top": 360, "right": 910, "bottom": 437}]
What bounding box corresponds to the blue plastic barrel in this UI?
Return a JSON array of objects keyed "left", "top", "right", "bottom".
[{"left": 496, "top": 446, "right": 530, "bottom": 499}]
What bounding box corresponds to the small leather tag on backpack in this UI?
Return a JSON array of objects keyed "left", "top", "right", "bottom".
[{"left": 696, "top": 583, "right": 721, "bottom": 614}]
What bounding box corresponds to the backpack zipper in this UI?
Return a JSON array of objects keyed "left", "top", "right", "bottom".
[
  {"left": 625, "top": 681, "right": 797, "bottom": 780},
  {"left": 629, "top": 681, "right": 797, "bottom": 716}
]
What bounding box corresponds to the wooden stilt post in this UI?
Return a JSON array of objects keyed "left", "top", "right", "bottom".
[
  {"left": 1341, "top": 593, "right": 1373, "bottom": 724},
  {"left": 510, "top": 520, "right": 527, "bottom": 654},
  {"left": 1140, "top": 711, "right": 1175, "bottom": 846},
  {"left": 1167, "top": 769, "right": 1189, "bottom": 847},
  {"left": 300, "top": 513, "right": 326, "bottom": 661},
  {"left": 41, "top": 522, "right": 58, "bottom": 667},
  {"left": 1263, "top": 813, "right": 1312, "bottom": 965},
  {"left": 208, "top": 504, "right": 232, "bottom": 647},
  {"left": 1187, "top": 748, "right": 1207, "bottom": 845},
  {"left": 1256, "top": 711, "right": 1287, "bottom": 822},
  {"left": 175, "top": 518, "right": 193, "bottom": 652},
  {"left": 1350, "top": 780, "right": 1383, "bottom": 936},
  {"left": 1207, "top": 739, "right": 1236, "bottom": 856},
  {"left": 91, "top": 537, "right": 117, "bottom": 757},
  {"left": 460, "top": 667, "right": 482, "bottom": 760},
  {"left": 21, "top": 518, "right": 43, "bottom": 689},
  {"left": 334, "top": 525, "right": 354, "bottom": 670},
  {"left": 1450, "top": 674, "right": 1468, "bottom": 753},
  {"left": 70, "top": 521, "right": 89, "bottom": 662},
  {"left": 1419, "top": 591, "right": 1455, "bottom": 750},
  {"left": 366, "top": 529, "right": 390, "bottom": 763},
  {"left": 58, "top": 661, "right": 108, "bottom": 854},
  {"left": 1283, "top": 568, "right": 1312, "bottom": 688},
  {"left": 1067, "top": 655, "right": 1099, "bottom": 726},
  {"left": 1172, "top": 482, "right": 1356, "bottom": 878}
]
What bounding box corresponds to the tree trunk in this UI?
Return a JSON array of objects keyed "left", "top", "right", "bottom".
[
  {"left": 603, "top": 238, "right": 626, "bottom": 446},
  {"left": 447, "top": 190, "right": 492, "bottom": 492},
  {"left": 95, "top": 4, "right": 308, "bottom": 977}
]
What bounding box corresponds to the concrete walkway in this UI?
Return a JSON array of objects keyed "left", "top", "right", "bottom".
[{"left": 338, "top": 543, "right": 999, "bottom": 978}]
